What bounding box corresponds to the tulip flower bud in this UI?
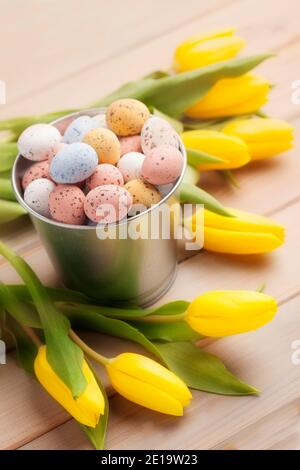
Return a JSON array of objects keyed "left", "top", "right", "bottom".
[
  {"left": 174, "top": 29, "right": 245, "bottom": 72},
  {"left": 106, "top": 353, "right": 191, "bottom": 416},
  {"left": 186, "top": 290, "right": 277, "bottom": 337},
  {"left": 34, "top": 345, "right": 105, "bottom": 428},
  {"left": 181, "top": 129, "right": 250, "bottom": 170},
  {"left": 185, "top": 74, "right": 271, "bottom": 119},
  {"left": 188, "top": 207, "right": 285, "bottom": 254},
  {"left": 222, "top": 118, "right": 294, "bottom": 160}
]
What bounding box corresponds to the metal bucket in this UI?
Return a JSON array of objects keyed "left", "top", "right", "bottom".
[{"left": 12, "top": 108, "right": 187, "bottom": 306}]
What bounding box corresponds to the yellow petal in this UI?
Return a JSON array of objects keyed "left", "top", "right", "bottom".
[
  {"left": 185, "top": 74, "right": 270, "bottom": 119},
  {"left": 247, "top": 141, "right": 293, "bottom": 160},
  {"left": 34, "top": 346, "right": 105, "bottom": 428},
  {"left": 174, "top": 28, "right": 245, "bottom": 72},
  {"left": 186, "top": 290, "right": 277, "bottom": 336},
  {"left": 107, "top": 367, "right": 184, "bottom": 416},
  {"left": 181, "top": 129, "right": 250, "bottom": 170},
  {"left": 108, "top": 353, "right": 191, "bottom": 406}
]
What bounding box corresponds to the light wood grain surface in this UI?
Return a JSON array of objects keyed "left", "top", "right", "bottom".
[{"left": 0, "top": 0, "right": 299, "bottom": 450}]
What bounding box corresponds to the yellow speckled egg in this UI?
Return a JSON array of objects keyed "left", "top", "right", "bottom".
[
  {"left": 106, "top": 99, "right": 150, "bottom": 137},
  {"left": 125, "top": 179, "right": 161, "bottom": 208},
  {"left": 83, "top": 128, "right": 120, "bottom": 165}
]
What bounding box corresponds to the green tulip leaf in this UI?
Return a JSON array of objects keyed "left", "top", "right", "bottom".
[
  {"left": 62, "top": 304, "right": 163, "bottom": 362},
  {"left": 221, "top": 170, "right": 241, "bottom": 189},
  {"left": 0, "top": 242, "right": 87, "bottom": 398},
  {"left": 80, "top": 362, "right": 109, "bottom": 450},
  {"left": 155, "top": 341, "right": 258, "bottom": 396},
  {"left": 186, "top": 147, "right": 225, "bottom": 167},
  {"left": 130, "top": 320, "right": 201, "bottom": 342},
  {"left": 0, "top": 199, "right": 27, "bottom": 223},
  {"left": 5, "top": 315, "right": 38, "bottom": 375},
  {"left": 182, "top": 165, "right": 199, "bottom": 186},
  {"left": 8, "top": 284, "right": 92, "bottom": 305},
  {"left": 142, "top": 70, "right": 170, "bottom": 80},
  {"left": 148, "top": 107, "right": 184, "bottom": 133},
  {"left": 0, "top": 142, "right": 18, "bottom": 172},
  {"left": 0, "top": 178, "right": 16, "bottom": 201},
  {"left": 0, "top": 282, "right": 41, "bottom": 328},
  {"left": 146, "top": 300, "right": 190, "bottom": 316},
  {"left": 94, "top": 54, "right": 272, "bottom": 116},
  {"left": 180, "top": 183, "right": 234, "bottom": 217}
]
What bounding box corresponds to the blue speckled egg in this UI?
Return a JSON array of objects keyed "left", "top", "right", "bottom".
[
  {"left": 50, "top": 142, "right": 98, "bottom": 184},
  {"left": 63, "top": 116, "right": 94, "bottom": 144}
]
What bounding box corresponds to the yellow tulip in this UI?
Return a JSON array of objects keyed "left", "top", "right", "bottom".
[
  {"left": 189, "top": 207, "right": 285, "bottom": 254},
  {"left": 186, "top": 290, "right": 277, "bottom": 336},
  {"left": 181, "top": 129, "right": 250, "bottom": 170},
  {"left": 222, "top": 118, "right": 294, "bottom": 160},
  {"left": 185, "top": 74, "right": 271, "bottom": 119},
  {"left": 34, "top": 345, "right": 105, "bottom": 427},
  {"left": 106, "top": 352, "right": 191, "bottom": 416},
  {"left": 174, "top": 28, "right": 245, "bottom": 72}
]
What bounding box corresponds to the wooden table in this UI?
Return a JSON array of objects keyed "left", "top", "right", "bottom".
[{"left": 1, "top": 0, "right": 300, "bottom": 450}]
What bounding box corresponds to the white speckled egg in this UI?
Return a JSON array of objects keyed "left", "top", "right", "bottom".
[
  {"left": 24, "top": 178, "right": 55, "bottom": 217},
  {"left": 91, "top": 114, "right": 107, "bottom": 128},
  {"left": 117, "top": 152, "right": 145, "bottom": 183},
  {"left": 141, "top": 144, "right": 184, "bottom": 185},
  {"left": 141, "top": 117, "right": 179, "bottom": 155},
  {"left": 157, "top": 183, "right": 174, "bottom": 197},
  {"left": 86, "top": 164, "right": 124, "bottom": 190},
  {"left": 18, "top": 124, "right": 62, "bottom": 161},
  {"left": 63, "top": 116, "right": 95, "bottom": 144},
  {"left": 84, "top": 185, "right": 132, "bottom": 223},
  {"left": 50, "top": 142, "right": 98, "bottom": 184}
]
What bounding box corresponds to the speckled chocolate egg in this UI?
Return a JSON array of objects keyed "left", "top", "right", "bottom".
[
  {"left": 84, "top": 185, "right": 132, "bottom": 224},
  {"left": 117, "top": 152, "right": 145, "bottom": 183},
  {"left": 119, "top": 135, "right": 142, "bottom": 156},
  {"left": 91, "top": 114, "right": 107, "bottom": 128},
  {"left": 86, "top": 164, "right": 124, "bottom": 190},
  {"left": 24, "top": 178, "right": 55, "bottom": 217},
  {"left": 83, "top": 128, "right": 120, "bottom": 165},
  {"left": 141, "top": 144, "right": 184, "bottom": 185},
  {"left": 18, "top": 124, "right": 62, "bottom": 161},
  {"left": 22, "top": 161, "right": 51, "bottom": 189},
  {"left": 125, "top": 179, "right": 161, "bottom": 208},
  {"left": 50, "top": 142, "right": 98, "bottom": 184},
  {"left": 63, "top": 116, "right": 94, "bottom": 144},
  {"left": 48, "top": 142, "right": 67, "bottom": 163},
  {"left": 141, "top": 117, "right": 179, "bottom": 155},
  {"left": 49, "top": 184, "right": 86, "bottom": 225},
  {"left": 106, "top": 99, "right": 150, "bottom": 136}
]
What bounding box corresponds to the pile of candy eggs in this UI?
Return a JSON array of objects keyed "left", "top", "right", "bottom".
[{"left": 18, "top": 99, "right": 185, "bottom": 226}]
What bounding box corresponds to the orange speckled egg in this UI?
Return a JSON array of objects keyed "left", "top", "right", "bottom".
[
  {"left": 22, "top": 160, "right": 50, "bottom": 189},
  {"left": 84, "top": 185, "right": 132, "bottom": 223},
  {"left": 86, "top": 164, "right": 124, "bottom": 190},
  {"left": 119, "top": 135, "right": 142, "bottom": 156},
  {"left": 83, "top": 128, "right": 120, "bottom": 165},
  {"left": 106, "top": 99, "right": 149, "bottom": 136},
  {"left": 49, "top": 185, "right": 86, "bottom": 225},
  {"left": 125, "top": 179, "right": 161, "bottom": 208}
]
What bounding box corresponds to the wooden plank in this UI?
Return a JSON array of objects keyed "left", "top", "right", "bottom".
[
  {"left": 20, "top": 292, "right": 300, "bottom": 449},
  {"left": 1, "top": 0, "right": 299, "bottom": 118},
  {"left": 0, "top": 0, "right": 232, "bottom": 112}
]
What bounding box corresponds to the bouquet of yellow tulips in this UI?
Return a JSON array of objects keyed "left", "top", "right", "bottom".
[{"left": 0, "top": 241, "right": 278, "bottom": 448}]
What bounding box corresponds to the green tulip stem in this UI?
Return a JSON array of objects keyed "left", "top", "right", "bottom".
[
  {"left": 135, "top": 312, "right": 187, "bottom": 324},
  {"left": 69, "top": 330, "right": 111, "bottom": 366}
]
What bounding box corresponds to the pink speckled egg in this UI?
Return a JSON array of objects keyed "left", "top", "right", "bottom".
[
  {"left": 48, "top": 142, "right": 67, "bottom": 164},
  {"left": 22, "top": 160, "right": 50, "bottom": 189},
  {"left": 49, "top": 185, "right": 86, "bottom": 225},
  {"left": 18, "top": 123, "right": 62, "bottom": 161},
  {"left": 141, "top": 144, "right": 184, "bottom": 185},
  {"left": 119, "top": 135, "right": 142, "bottom": 156},
  {"left": 86, "top": 164, "right": 124, "bottom": 190},
  {"left": 84, "top": 185, "right": 132, "bottom": 224}
]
